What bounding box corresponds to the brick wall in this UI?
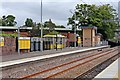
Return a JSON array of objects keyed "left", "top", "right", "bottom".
[{"left": 0, "top": 37, "right": 17, "bottom": 56}]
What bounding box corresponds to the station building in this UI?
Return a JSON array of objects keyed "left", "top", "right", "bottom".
[
  {"left": 82, "top": 26, "right": 102, "bottom": 47},
  {"left": 0, "top": 26, "right": 102, "bottom": 55},
  {"left": 0, "top": 26, "right": 81, "bottom": 55}
]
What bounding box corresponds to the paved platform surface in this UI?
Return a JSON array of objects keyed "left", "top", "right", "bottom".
[
  {"left": 94, "top": 58, "right": 120, "bottom": 80},
  {"left": 1, "top": 47, "right": 85, "bottom": 62},
  {"left": 0, "top": 46, "right": 108, "bottom": 68}
]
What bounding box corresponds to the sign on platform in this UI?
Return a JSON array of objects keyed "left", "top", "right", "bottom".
[
  {"left": 0, "top": 37, "right": 4, "bottom": 46},
  {"left": 18, "top": 37, "right": 30, "bottom": 49}
]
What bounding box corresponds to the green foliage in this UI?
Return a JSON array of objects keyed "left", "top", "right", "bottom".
[
  {"left": 30, "top": 23, "right": 40, "bottom": 37},
  {"left": 1, "top": 15, "right": 17, "bottom": 26},
  {"left": 44, "top": 19, "right": 56, "bottom": 27},
  {"left": 43, "top": 29, "right": 49, "bottom": 35},
  {"left": 25, "top": 18, "right": 34, "bottom": 27},
  {"left": 23, "top": 18, "right": 65, "bottom": 36},
  {"left": 0, "top": 17, "right": 2, "bottom": 26},
  {"left": 68, "top": 4, "right": 118, "bottom": 39},
  {"left": 110, "top": 38, "right": 118, "bottom": 42},
  {"left": 44, "top": 19, "right": 56, "bottom": 33},
  {"left": 56, "top": 25, "right": 65, "bottom": 28},
  {"left": 37, "top": 22, "right": 43, "bottom": 27},
  {"left": 48, "top": 31, "right": 59, "bottom": 35},
  {"left": 25, "top": 18, "right": 41, "bottom": 37},
  {"left": 0, "top": 32, "right": 17, "bottom": 37}
]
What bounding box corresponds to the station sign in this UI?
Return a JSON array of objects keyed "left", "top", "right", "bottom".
[
  {"left": 18, "top": 37, "right": 30, "bottom": 49},
  {"left": 0, "top": 37, "right": 4, "bottom": 46}
]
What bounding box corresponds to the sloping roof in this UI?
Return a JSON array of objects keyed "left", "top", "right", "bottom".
[
  {"left": 0, "top": 26, "right": 81, "bottom": 31},
  {"left": 81, "top": 26, "right": 97, "bottom": 29},
  {"left": 43, "top": 34, "right": 65, "bottom": 38},
  {"left": 96, "top": 33, "right": 102, "bottom": 36}
]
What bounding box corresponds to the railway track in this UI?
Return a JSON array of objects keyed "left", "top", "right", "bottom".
[
  {"left": 2, "top": 48, "right": 109, "bottom": 78},
  {"left": 75, "top": 53, "right": 120, "bottom": 79},
  {"left": 18, "top": 48, "right": 118, "bottom": 79}
]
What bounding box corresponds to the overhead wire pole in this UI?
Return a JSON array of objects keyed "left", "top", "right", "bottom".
[
  {"left": 70, "top": 10, "right": 76, "bottom": 47},
  {"left": 40, "top": 0, "right": 43, "bottom": 51},
  {"left": 74, "top": 0, "right": 86, "bottom": 47},
  {"left": 118, "top": 1, "right": 120, "bottom": 42},
  {"left": 118, "top": 1, "right": 120, "bottom": 27},
  {"left": 74, "top": 11, "right": 77, "bottom": 47},
  {"left": 18, "top": 26, "right": 25, "bottom": 54}
]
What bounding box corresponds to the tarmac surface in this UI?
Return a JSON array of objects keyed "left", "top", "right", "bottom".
[
  {"left": 1, "top": 47, "right": 86, "bottom": 62},
  {"left": 1, "top": 46, "right": 108, "bottom": 68}
]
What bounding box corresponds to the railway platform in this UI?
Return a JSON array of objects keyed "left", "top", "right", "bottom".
[
  {"left": 94, "top": 57, "right": 120, "bottom": 80},
  {"left": 1, "top": 47, "right": 85, "bottom": 62},
  {"left": 0, "top": 46, "right": 108, "bottom": 68}
]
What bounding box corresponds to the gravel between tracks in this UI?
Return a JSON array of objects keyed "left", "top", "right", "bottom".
[
  {"left": 33, "top": 49, "right": 115, "bottom": 78},
  {"left": 42, "top": 47, "right": 118, "bottom": 78},
  {"left": 2, "top": 47, "right": 111, "bottom": 78},
  {"left": 76, "top": 53, "right": 119, "bottom": 79}
]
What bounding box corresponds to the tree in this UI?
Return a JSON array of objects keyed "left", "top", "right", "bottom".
[
  {"left": 0, "top": 17, "right": 2, "bottom": 26},
  {"left": 30, "top": 22, "right": 40, "bottom": 37},
  {"left": 2, "top": 16, "right": 6, "bottom": 26},
  {"left": 37, "top": 22, "right": 48, "bottom": 35},
  {"left": 44, "top": 19, "right": 56, "bottom": 33},
  {"left": 25, "top": 18, "right": 34, "bottom": 27},
  {"left": 68, "top": 4, "right": 118, "bottom": 39},
  {"left": 2, "top": 15, "right": 17, "bottom": 26},
  {"left": 56, "top": 25, "right": 65, "bottom": 28},
  {"left": 96, "top": 4, "right": 118, "bottom": 39}
]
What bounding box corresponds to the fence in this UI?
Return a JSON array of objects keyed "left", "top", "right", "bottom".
[
  {"left": 77, "top": 40, "right": 108, "bottom": 47},
  {"left": 0, "top": 36, "right": 110, "bottom": 55}
]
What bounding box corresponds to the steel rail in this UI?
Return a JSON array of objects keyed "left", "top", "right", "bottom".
[
  {"left": 44, "top": 49, "right": 117, "bottom": 79},
  {"left": 18, "top": 49, "right": 116, "bottom": 79}
]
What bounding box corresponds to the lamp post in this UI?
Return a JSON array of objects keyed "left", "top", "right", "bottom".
[
  {"left": 18, "top": 27, "right": 20, "bottom": 54},
  {"left": 40, "top": 0, "right": 43, "bottom": 51},
  {"left": 17, "top": 26, "right": 24, "bottom": 54},
  {"left": 17, "top": 26, "right": 27, "bottom": 54},
  {"left": 70, "top": 9, "right": 77, "bottom": 47}
]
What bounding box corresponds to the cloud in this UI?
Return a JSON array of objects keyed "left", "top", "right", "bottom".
[
  {"left": 1, "top": 0, "right": 80, "bottom": 2},
  {"left": 1, "top": 1, "right": 79, "bottom": 27},
  {"left": 0, "top": 0, "right": 119, "bottom": 27},
  {"left": 1, "top": 2, "right": 41, "bottom": 26}
]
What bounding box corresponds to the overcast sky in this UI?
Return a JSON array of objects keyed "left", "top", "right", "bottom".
[{"left": 0, "top": 0, "right": 119, "bottom": 28}]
